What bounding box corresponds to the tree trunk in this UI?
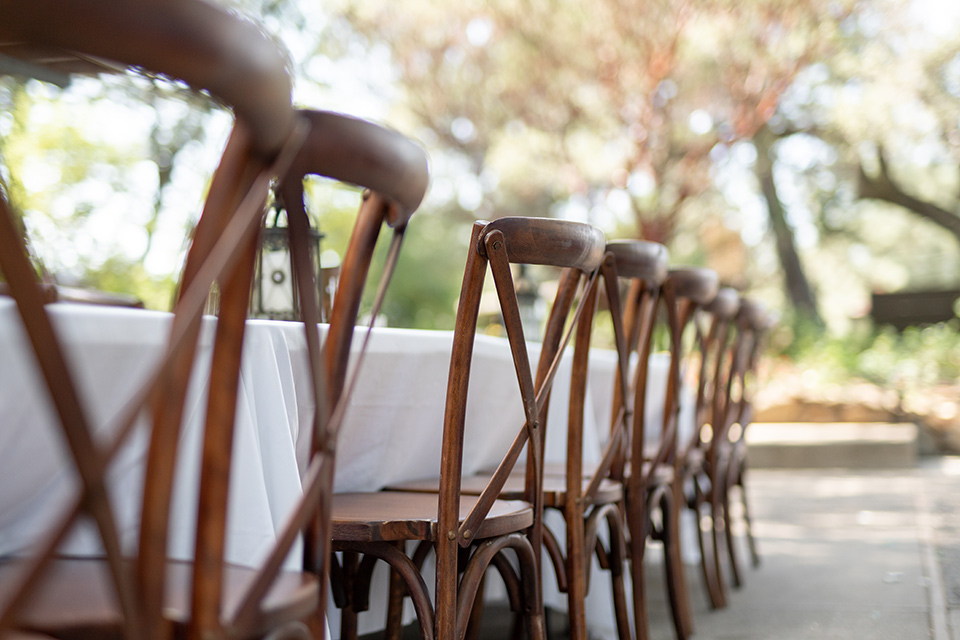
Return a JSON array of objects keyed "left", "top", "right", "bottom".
[{"left": 753, "top": 125, "right": 822, "bottom": 324}]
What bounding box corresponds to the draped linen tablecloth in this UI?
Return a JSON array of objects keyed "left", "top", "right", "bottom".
[{"left": 0, "top": 300, "right": 690, "bottom": 639}]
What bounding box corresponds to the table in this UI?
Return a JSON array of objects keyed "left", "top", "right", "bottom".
[{"left": 0, "top": 300, "right": 692, "bottom": 638}]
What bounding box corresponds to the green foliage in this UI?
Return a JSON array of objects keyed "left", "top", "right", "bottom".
[
  {"left": 78, "top": 256, "right": 177, "bottom": 311},
  {"left": 782, "top": 318, "right": 960, "bottom": 394},
  {"left": 363, "top": 211, "right": 470, "bottom": 330}
]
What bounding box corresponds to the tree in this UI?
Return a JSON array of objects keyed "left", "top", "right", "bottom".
[
  {"left": 330, "top": 0, "right": 857, "bottom": 329},
  {"left": 854, "top": 31, "right": 960, "bottom": 249}
]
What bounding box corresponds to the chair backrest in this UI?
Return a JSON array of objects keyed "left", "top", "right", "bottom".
[
  {"left": 700, "top": 287, "right": 741, "bottom": 461},
  {"left": 272, "top": 107, "right": 428, "bottom": 607},
  {"left": 605, "top": 240, "right": 671, "bottom": 482},
  {"left": 726, "top": 298, "right": 773, "bottom": 439},
  {"left": 0, "top": 0, "right": 294, "bottom": 157},
  {"left": 0, "top": 2, "right": 303, "bottom": 638},
  {"left": 661, "top": 267, "right": 719, "bottom": 464},
  {"left": 435, "top": 216, "right": 605, "bottom": 632},
  {"left": 183, "top": 107, "right": 428, "bottom": 638},
  {"left": 0, "top": 18, "right": 430, "bottom": 635}
]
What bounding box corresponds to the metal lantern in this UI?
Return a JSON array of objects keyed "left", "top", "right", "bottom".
[{"left": 250, "top": 199, "right": 324, "bottom": 321}]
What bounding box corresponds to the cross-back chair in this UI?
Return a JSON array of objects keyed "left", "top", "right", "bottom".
[
  {"left": 329, "top": 216, "right": 607, "bottom": 640},
  {"left": 690, "top": 287, "right": 741, "bottom": 607},
  {"left": 398, "top": 239, "right": 630, "bottom": 639},
  {"left": 0, "top": 2, "right": 430, "bottom": 638},
  {"left": 605, "top": 240, "right": 699, "bottom": 640},
  {"left": 382, "top": 231, "right": 635, "bottom": 640},
  {"left": 527, "top": 241, "right": 635, "bottom": 640},
  {"left": 276, "top": 107, "right": 429, "bottom": 622},
  {"left": 658, "top": 268, "right": 724, "bottom": 614},
  {"left": 0, "top": 2, "right": 306, "bottom": 638},
  {"left": 716, "top": 298, "right": 772, "bottom": 590}
]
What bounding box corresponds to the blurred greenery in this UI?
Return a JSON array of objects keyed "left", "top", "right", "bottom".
[
  {"left": 776, "top": 317, "right": 960, "bottom": 396},
  {"left": 3, "top": 0, "right": 960, "bottom": 387}
]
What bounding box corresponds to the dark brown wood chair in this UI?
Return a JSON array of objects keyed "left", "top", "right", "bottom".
[
  {"left": 329, "top": 216, "right": 608, "bottom": 640},
  {"left": 396, "top": 241, "right": 636, "bottom": 640},
  {"left": 687, "top": 286, "right": 741, "bottom": 608},
  {"left": 659, "top": 268, "right": 726, "bottom": 613},
  {"left": 716, "top": 298, "right": 773, "bottom": 589},
  {"left": 0, "top": 2, "right": 307, "bottom": 638},
  {"left": 605, "top": 240, "right": 697, "bottom": 640},
  {"left": 522, "top": 243, "right": 634, "bottom": 640},
  {"left": 0, "top": 2, "right": 428, "bottom": 639},
  {"left": 277, "top": 107, "right": 429, "bottom": 627}
]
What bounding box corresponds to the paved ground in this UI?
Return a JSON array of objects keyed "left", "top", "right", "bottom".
[
  {"left": 644, "top": 465, "right": 941, "bottom": 640},
  {"left": 360, "top": 457, "right": 960, "bottom": 640}
]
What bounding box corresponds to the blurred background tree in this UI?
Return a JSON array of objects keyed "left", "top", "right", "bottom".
[{"left": 3, "top": 0, "right": 960, "bottom": 343}]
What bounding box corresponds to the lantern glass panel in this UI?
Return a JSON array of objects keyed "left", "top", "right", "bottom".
[{"left": 250, "top": 204, "right": 323, "bottom": 321}]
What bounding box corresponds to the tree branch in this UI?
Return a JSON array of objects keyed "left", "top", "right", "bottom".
[{"left": 857, "top": 152, "right": 960, "bottom": 243}]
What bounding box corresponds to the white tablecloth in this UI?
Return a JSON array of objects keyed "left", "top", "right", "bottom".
[{"left": 0, "top": 300, "right": 691, "bottom": 638}]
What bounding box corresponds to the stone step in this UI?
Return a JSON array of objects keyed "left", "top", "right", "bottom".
[{"left": 744, "top": 422, "right": 918, "bottom": 469}]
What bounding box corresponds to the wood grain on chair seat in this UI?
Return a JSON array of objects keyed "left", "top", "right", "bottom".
[
  {"left": 390, "top": 474, "right": 624, "bottom": 508},
  {"left": 330, "top": 494, "right": 533, "bottom": 543},
  {"left": 0, "top": 558, "right": 318, "bottom": 639}
]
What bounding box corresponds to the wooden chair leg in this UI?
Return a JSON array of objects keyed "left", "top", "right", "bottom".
[
  {"left": 338, "top": 552, "right": 361, "bottom": 640},
  {"left": 592, "top": 510, "right": 631, "bottom": 640},
  {"left": 709, "top": 489, "right": 728, "bottom": 604},
  {"left": 566, "top": 526, "right": 588, "bottom": 640},
  {"left": 385, "top": 561, "right": 406, "bottom": 640},
  {"left": 630, "top": 533, "right": 650, "bottom": 640},
  {"left": 692, "top": 478, "right": 725, "bottom": 610},
  {"left": 626, "top": 487, "right": 650, "bottom": 640},
  {"left": 663, "top": 488, "right": 693, "bottom": 640},
  {"left": 513, "top": 541, "right": 545, "bottom": 640},
  {"left": 463, "top": 572, "right": 486, "bottom": 640},
  {"left": 721, "top": 474, "right": 743, "bottom": 588},
  {"left": 739, "top": 465, "right": 761, "bottom": 568},
  {"left": 605, "top": 541, "right": 632, "bottom": 640}
]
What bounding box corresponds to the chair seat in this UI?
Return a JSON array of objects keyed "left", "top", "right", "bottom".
[
  {"left": 387, "top": 472, "right": 623, "bottom": 509},
  {"left": 0, "top": 556, "right": 319, "bottom": 639},
  {"left": 331, "top": 492, "right": 533, "bottom": 543},
  {"left": 639, "top": 460, "right": 675, "bottom": 486},
  {"left": 541, "top": 459, "right": 674, "bottom": 492}
]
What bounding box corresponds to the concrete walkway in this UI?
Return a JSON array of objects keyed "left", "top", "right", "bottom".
[
  {"left": 365, "top": 455, "right": 960, "bottom": 640},
  {"left": 643, "top": 460, "right": 956, "bottom": 640}
]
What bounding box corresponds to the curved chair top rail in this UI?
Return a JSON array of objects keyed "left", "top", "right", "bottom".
[
  {"left": 479, "top": 216, "right": 606, "bottom": 272},
  {"left": 668, "top": 267, "right": 719, "bottom": 305},
  {"left": 705, "top": 287, "right": 740, "bottom": 320},
  {"left": 0, "top": 0, "right": 294, "bottom": 157},
  {"left": 738, "top": 298, "right": 775, "bottom": 332},
  {"left": 278, "top": 110, "right": 429, "bottom": 226},
  {"left": 605, "top": 239, "right": 669, "bottom": 285}
]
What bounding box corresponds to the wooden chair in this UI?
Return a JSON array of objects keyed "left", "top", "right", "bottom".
[
  {"left": 658, "top": 268, "right": 726, "bottom": 613},
  {"left": 716, "top": 298, "right": 773, "bottom": 589},
  {"left": 687, "top": 287, "right": 741, "bottom": 608},
  {"left": 392, "top": 237, "right": 637, "bottom": 640},
  {"left": 0, "top": 2, "right": 428, "bottom": 639},
  {"left": 276, "top": 107, "right": 430, "bottom": 620},
  {"left": 523, "top": 241, "right": 635, "bottom": 640},
  {"left": 330, "top": 216, "right": 607, "bottom": 640},
  {"left": 0, "top": 2, "right": 307, "bottom": 638},
  {"left": 605, "top": 240, "right": 696, "bottom": 640}
]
